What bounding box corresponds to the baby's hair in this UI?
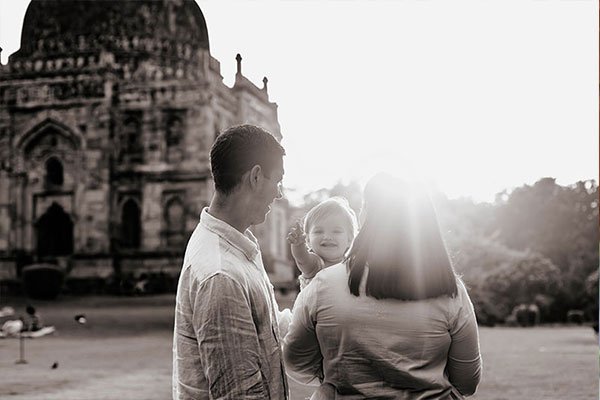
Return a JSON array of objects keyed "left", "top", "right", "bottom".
[{"left": 303, "top": 197, "right": 358, "bottom": 242}]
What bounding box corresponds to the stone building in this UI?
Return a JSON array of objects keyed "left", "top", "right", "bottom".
[{"left": 0, "top": 0, "right": 293, "bottom": 290}]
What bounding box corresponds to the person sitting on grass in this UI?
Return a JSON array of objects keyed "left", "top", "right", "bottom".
[{"left": 25, "top": 305, "right": 43, "bottom": 332}]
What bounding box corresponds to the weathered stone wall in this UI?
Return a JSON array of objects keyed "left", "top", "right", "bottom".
[
  {"left": 0, "top": 170, "right": 11, "bottom": 252},
  {"left": 0, "top": 1, "right": 293, "bottom": 285}
]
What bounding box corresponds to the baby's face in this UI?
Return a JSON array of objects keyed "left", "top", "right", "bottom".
[{"left": 307, "top": 214, "right": 351, "bottom": 263}]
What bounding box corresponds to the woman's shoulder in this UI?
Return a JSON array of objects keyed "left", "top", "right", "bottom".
[
  {"left": 445, "top": 276, "right": 475, "bottom": 315},
  {"left": 314, "top": 262, "right": 347, "bottom": 281},
  {"left": 454, "top": 276, "right": 471, "bottom": 299},
  {"left": 309, "top": 263, "right": 348, "bottom": 294}
]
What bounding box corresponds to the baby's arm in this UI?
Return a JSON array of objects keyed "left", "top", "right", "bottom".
[{"left": 287, "top": 222, "right": 321, "bottom": 278}]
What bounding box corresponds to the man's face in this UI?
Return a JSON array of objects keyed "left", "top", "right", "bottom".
[{"left": 252, "top": 160, "right": 284, "bottom": 225}]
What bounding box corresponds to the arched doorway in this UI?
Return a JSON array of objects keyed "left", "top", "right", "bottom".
[
  {"left": 36, "top": 203, "right": 74, "bottom": 258},
  {"left": 121, "top": 199, "right": 141, "bottom": 249}
]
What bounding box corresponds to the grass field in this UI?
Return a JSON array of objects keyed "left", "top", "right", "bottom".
[{"left": 0, "top": 294, "right": 597, "bottom": 400}]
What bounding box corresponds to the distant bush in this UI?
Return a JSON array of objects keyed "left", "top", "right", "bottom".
[{"left": 22, "top": 264, "right": 65, "bottom": 299}]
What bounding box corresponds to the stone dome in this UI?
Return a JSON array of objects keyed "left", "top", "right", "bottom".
[{"left": 11, "top": 0, "right": 209, "bottom": 60}]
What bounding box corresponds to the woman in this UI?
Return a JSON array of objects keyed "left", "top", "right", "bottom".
[{"left": 283, "top": 173, "right": 482, "bottom": 399}]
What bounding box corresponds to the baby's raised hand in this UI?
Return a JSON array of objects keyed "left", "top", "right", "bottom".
[{"left": 286, "top": 221, "right": 306, "bottom": 245}]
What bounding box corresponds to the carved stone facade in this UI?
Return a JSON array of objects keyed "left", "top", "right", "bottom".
[{"left": 0, "top": 0, "right": 293, "bottom": 287}]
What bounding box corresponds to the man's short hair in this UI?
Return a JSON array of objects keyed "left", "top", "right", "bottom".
[{"left": 210, "top": 124, "right": 285, "bottom": 195}]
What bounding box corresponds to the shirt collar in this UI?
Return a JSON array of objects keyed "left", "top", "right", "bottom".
[{"left": 200, "top": 207, "right": 260, "bottom": 261}]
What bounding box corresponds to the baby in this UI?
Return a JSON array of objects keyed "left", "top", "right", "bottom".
[
  {"left": 286, "top": 197, "right": 358, "bottom": 399},
  {"left": 288, "top": 196, "right": 358, "bottom": 289},
  {"left": 287, "top": 197, "right": 358, "bottom": 289}
]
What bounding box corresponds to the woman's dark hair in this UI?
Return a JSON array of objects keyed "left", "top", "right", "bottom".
[
  {"left": 347, "top": 173, "right": 457, "bottom": 300},
  {"left": 210, "top": 124, "right": 285, "bottom": 195}
]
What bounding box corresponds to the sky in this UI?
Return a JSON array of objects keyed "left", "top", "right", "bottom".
[{"left": 0, "top": 0, "right": 598, "bottom": 203}]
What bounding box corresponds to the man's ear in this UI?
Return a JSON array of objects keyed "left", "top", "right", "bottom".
[{"left": 248, "top": 165, "right": 262, "bottom": 189}]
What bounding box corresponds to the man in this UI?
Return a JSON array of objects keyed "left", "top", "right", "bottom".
[{"left": 173, "top": 124, "right": 288, "bottom": 399}]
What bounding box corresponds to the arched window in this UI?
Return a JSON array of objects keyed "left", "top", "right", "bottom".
[
  {"left": 121, "top": 199, "right": 141, "bottom": 249},
  {"left": 166, "top": 116, "right": 183, "bottom": 147},
  {"left": 45, "top": 157, "right": 64, "bottom": 186},
  {"left": 119, "top": 115, "right": 143, "bottom": 163},
  {"left": 165, "top": 113, "right": 184, "bottom": 164},
  {"left": 165, "top": 197, "right": 185, "bottom": 247}
]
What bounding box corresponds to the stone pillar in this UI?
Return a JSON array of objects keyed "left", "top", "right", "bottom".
[
  {"left": 236, "top": 53, "right": 242, "bottom": 76},
  {"left": 142, "top": 183, "right": 162, "bottom": 250},
  {"left": 0, "top": 169, "right": 10, "bottom": 251}
]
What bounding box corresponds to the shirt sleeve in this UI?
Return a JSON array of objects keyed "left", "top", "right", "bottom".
[
  {"left": 277, "top": 308, "right": 292, "bottom": 340},
  {"left": 298, "top": 255, "right": 325, "bottom": 290},
  {"left": 291, "top": 243, "right": 322, "bottom": 278},
  {"left": 447, "top": 279, "right": 482, "bottom": 396},
  {"left": 282, "top": 277, "right": 323, "bottom": 386},
  {"left": 190, "top": 272, "right": 268, "bottom": 399}
]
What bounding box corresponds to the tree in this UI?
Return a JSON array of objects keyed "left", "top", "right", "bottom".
[
  {"left": 585, "top": 269, "right": 599, "bottom": 322},
  {"left": 495, "top": 178, "right": 598, "bottom": 268},
  {"left": 494, "top": 178, "right": 599, "bottom": 318},
  {"left": 443, "top": 227, "right": 562, "bottom": 325},
  {"left": 300, "top": 180, "right": 363, "bottom": 216}
]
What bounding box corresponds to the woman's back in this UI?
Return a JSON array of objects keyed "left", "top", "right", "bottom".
[{"left": 284, "top": 263, "right": 481, "bottom": 399}]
